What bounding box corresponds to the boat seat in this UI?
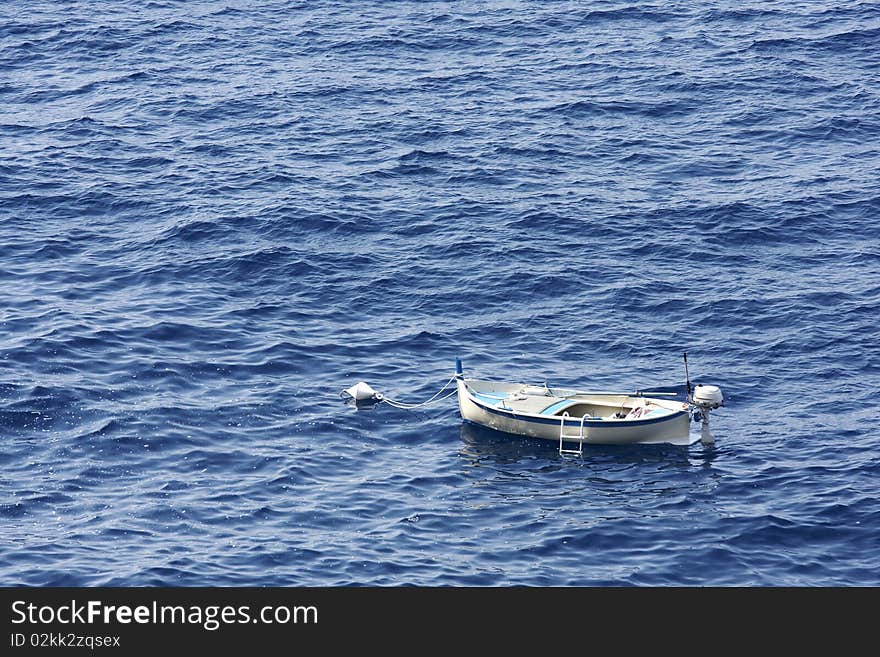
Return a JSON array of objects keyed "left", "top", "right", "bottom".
[{"left": 539, "top": 399, "right": 579, "bottom": 416}]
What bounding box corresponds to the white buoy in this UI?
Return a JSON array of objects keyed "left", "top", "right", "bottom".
[{"left": 341, "top": 382, "right": 383, "bottom": 402}]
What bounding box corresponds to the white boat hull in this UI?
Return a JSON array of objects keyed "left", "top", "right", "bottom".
[{"left": 456, "top": 377, "right": 696, "bottom": 446}]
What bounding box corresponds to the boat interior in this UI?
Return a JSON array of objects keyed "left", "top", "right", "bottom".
[{"left": 463, "top": 378, "right": 676, "bottom": 421}]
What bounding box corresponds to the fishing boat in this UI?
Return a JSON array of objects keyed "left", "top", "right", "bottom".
[
  {"left": 453, "top": 358, "right": 723, "bottom": 453},
  {"left": 341, "top": 355, "right": 724, "bottom": 454}
]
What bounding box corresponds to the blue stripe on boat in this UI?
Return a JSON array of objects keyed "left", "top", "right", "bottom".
[
  {"left": 539, "top": 399, "right": 577, "bottom": 415},
  {"left": 471, "top": 392, "right": 508, "bottom": 407}
]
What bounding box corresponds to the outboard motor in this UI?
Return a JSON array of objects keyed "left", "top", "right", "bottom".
[
  {"left": 693, "top": 384, "right": 723, "bottom": 409},
  {"left": 691, "top": 384, "right": 724, "bottom": 445},
  {"left": 683, "top": 353, "right": 724, "bottom": 445}
]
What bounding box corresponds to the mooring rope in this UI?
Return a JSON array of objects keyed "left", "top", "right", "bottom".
[{"left": 379, "top": 374, "right": 458, "bottom": 410}]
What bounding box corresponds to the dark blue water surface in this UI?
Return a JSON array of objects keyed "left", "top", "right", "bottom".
[{"left": 2, "top": 1, "right": 879, "bottom": 586}]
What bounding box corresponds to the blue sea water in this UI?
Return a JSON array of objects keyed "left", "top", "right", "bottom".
[{"left": 1, "top": 0, "right": 878, "bottom": 586}]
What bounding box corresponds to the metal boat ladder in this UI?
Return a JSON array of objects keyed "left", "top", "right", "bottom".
[{"left": 558, "top": 412, "right": 588, "bottom": 456}]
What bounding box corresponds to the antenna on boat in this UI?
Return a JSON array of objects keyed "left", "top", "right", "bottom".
[{"left": 683, "top": 352, "right": 692, "bottom": 399}]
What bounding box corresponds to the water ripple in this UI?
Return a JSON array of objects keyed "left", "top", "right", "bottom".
[{"left": 1, "top": 0, "right": 878, "bottom": 586}]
